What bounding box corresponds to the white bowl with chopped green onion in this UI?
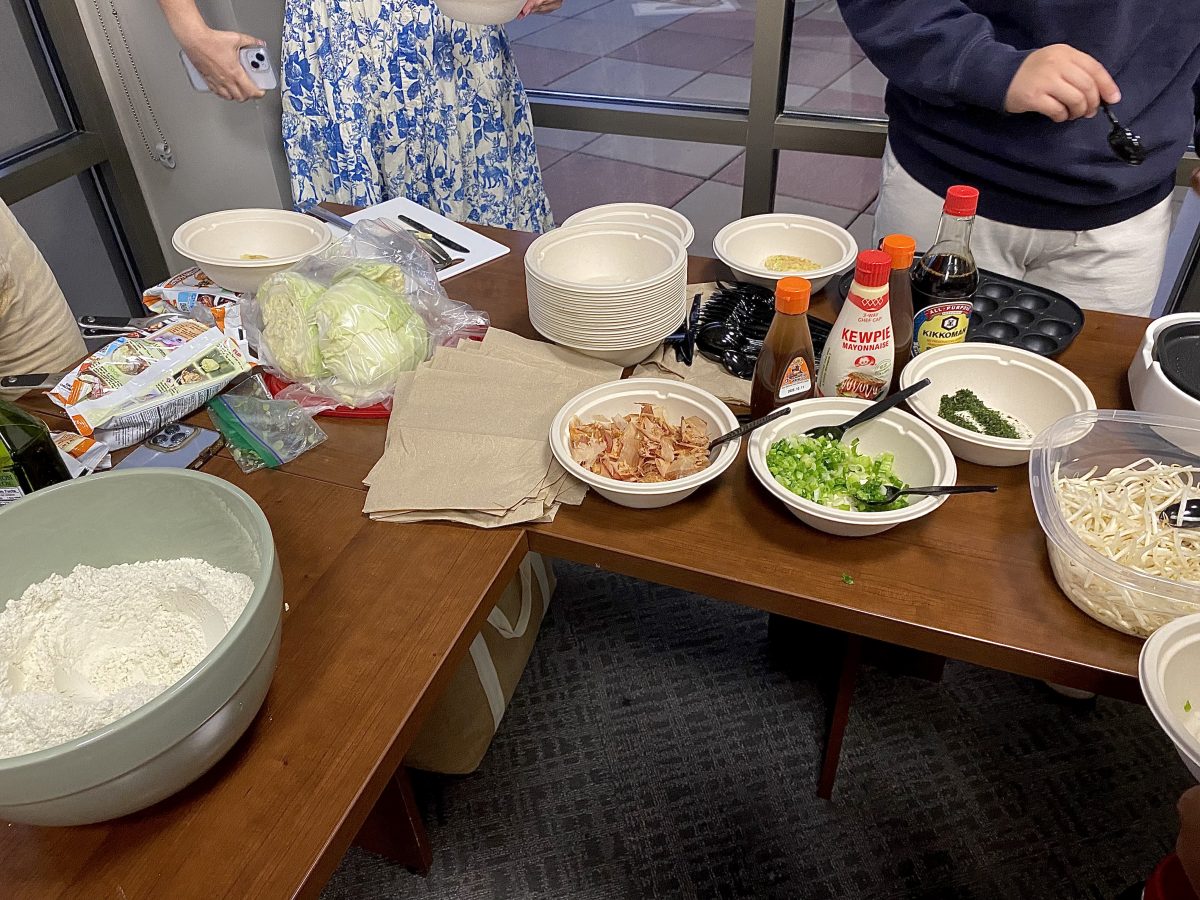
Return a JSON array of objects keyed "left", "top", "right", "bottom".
[
  {"left": 899, "top": 343, "right": 1096, "bottom": 467},
  {"left": 747, "top": 398, "right": 957, "bottom": 537},
  {"left": 1140, "top": 613, "right": 1200, "bottom": 781}
]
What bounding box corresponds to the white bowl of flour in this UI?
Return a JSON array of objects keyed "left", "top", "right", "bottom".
[{"left": 0, "top": 468, "right": 281, "bottom": 825}]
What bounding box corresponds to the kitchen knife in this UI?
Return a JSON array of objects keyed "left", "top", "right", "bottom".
[
  {"left": 304, "top": 203, "right": 356, "bottom": 231},
  {"left": 397, "top": 215, "right": 470, "bottom": 254}
]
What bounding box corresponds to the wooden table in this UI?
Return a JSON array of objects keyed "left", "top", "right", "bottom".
[{"left": 3, "top": 223, "right": 1151, "bottom": 898}]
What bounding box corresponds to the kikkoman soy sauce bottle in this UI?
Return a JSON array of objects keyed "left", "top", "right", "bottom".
[
  {"left": 911, "top": 185, "right": 980, "bottom": 357},
  {"left": 750, "top": 277, "right": 816, "bottom": 418}
]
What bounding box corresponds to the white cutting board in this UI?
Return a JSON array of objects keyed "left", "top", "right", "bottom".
[{"left": 331, "top": 196, "right": 510, "bottom": 282}]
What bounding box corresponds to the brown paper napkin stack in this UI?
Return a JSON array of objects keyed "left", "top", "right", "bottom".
[
  {"left": 631, "top": 282, "right": 751, "bottom": 408},
  {"left": 363, "top": 329, "right": 622, "bottom": 527}
]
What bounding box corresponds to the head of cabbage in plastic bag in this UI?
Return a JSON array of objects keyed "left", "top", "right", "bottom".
[{"left": 246, "top": 219, "right": 488, "bottom": 411}]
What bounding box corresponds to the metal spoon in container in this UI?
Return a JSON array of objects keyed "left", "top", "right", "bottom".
[
  {"left": 1160, "top": 498, "right": 1200, "bottom": 528},
  {"left": 804, "top": 378, "right": 932, "bottom": 442},
  {"left": 859, "top": 484, "right": 998, "bottom": 506}
]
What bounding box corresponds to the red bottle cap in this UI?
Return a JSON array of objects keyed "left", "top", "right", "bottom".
[
  {"left": 943, "top": 185, "right": 979, "bottom": 217},
  {"left": 881, "top": 234, "right": 917, "bottom": 269},
  {"left": 775, "top": 276, "right": 811, "bottom": 314},
  {"left": 853, "top": 249, "right": 891, "bottom": 288}
]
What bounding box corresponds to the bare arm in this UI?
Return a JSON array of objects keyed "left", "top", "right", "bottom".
[{"left": 157, "top": 0, "right": 265, "bottom": 102}]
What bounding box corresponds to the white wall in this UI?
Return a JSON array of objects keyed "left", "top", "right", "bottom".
[{"left": 73, "top": 0, "right": 292, "bottom": 272}]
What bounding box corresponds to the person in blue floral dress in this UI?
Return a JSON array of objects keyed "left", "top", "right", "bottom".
[{"left": 159, "top": 0, "right": 555, "bottom": 232}]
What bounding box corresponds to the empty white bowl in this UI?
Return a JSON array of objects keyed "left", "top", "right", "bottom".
[
  {"left": 1141, "top": 613, "right": 1200, "bottom": 781},
  {"left": 899, "top": 343, "right": 1097, "bottom": 467},
  {"left": 525, "top": 223, "right": 685, "bottom": 292},
  {"left": 562, "top": 204, "right": 695, "bottom": 249},
  {"left": 747, "top": 398, "right": 957, "bottom": 537},
  {"left": 550, "top": 378, "right": 740, "bottom": 508},
  {"left": 172, "top": 208, "right": 331, "bottom": 294},
  {"left": 434, "top": 0, "right": 524, "bottom": 24},
  {"left": 714, "top": 214, "right": 857, "bottom": 290}
]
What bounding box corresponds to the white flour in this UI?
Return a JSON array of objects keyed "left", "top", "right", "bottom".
[{"left": 0, "top": 558, "right": 253, "bottom": 759}]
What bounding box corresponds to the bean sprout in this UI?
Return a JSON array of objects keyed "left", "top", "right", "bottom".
[{"left": 1051, "top": 460, "right": 1200, "bottom": 637}]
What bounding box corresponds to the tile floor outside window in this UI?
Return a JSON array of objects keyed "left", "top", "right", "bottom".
[
  {"left": 524, "top": 0, "right": 1191, "bottom": 256},
  {"left": 520, "top": 0, "right": 885, "bottom": 253}
]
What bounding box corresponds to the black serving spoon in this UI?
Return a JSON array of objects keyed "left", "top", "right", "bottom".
[
  {"left": 1101, "top": 103, "right": 1146, "bottom": 166},
  {"left": 1160, "top": 498, "right": 1200, "bottom": 528},
  {"left": 803, "top": 378, "right": 931, "bottom": 442},
  {"left": 858, "top": 484, "right": 998, "bottom": 506},
  {"left": 708, "top": 406, "right": 791, "bottom": 452}
]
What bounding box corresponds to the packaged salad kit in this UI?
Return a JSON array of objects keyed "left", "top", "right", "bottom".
[{"left": 46, "top": 315, "right": 250, "bottom": 449}]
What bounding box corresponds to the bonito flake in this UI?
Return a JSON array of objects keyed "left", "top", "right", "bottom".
[{"left": 568, "top": 404, "right": 711, "bottom": 483}]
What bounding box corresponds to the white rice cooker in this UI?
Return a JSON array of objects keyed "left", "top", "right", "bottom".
[{"left": 1128, "top": 313, "right": 1200, "bottom": 420}]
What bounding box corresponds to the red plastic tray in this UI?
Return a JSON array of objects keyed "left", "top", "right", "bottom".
[{"left": 262, "top": 372, "right": 390, "bottom": 419}]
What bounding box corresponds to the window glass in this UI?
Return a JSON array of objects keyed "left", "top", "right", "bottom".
[
  {"left": 0, "top": 0, "right": 74, "bottom": 161},
  {"left": 784, "top": 1, "right": 886, "bottom": 119},
  {"left": 513, "top": 0, "right": 755, "bottom": 108},
  {"left": 537, "top": 127, "right": 744, "bottom": 254},
  {"left": 12, "top": 172, "right": 141, "bottom": 318}
]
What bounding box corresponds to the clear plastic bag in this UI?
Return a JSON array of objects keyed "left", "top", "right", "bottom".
[
  {"left": 243, "top": 218, "right": 489, "bottom": 411},
  {"left": 206, "top": 375, "right": 327, "bottom": 473}
]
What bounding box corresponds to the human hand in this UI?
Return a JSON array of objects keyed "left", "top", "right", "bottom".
[
  {"left": 1004, "top": 44, "right": 1121, "bottom": 123},
  {"left": 1177, "top": 786, "right": 1200, "bottom": 893},
  {"left": 182, "top": 28, "right": 266, "bottom": 101},
  {"left": 1191, "top": 166, "right": 1200, "bottom": 197},
  {"left": 518, "top": 0, "right": 563, "bottom": 17}
]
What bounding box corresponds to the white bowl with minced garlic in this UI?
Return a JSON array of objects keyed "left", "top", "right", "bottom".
[{"left": 713, "top": 214, "right": 857, "bottom": 290}]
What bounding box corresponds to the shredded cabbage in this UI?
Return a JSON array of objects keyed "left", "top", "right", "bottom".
[{"left": 766, "top": 435, "right": 908, "bottom": 511}]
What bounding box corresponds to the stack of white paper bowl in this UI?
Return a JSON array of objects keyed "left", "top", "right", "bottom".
[
  {"left": 562, "top": 203, "right": 695, "bottom": 250},
  {"left": 525, "top": 221, "right": 688, "bottom": 367}
]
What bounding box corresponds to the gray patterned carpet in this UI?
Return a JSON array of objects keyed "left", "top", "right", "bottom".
[{"left": 323, "top": 562, "right": 1193, "bottom": 899}]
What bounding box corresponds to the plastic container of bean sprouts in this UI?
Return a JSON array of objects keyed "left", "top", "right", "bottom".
[{"left": 1029, "top": 410, "right": 1200, "bottom": 638}]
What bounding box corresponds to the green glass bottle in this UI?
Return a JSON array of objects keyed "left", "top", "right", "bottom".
[{"left": 0, "top": 397, "right": 71, "bottom": 506}]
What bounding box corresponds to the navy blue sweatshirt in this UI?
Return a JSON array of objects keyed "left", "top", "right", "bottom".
[{"left": 837, "top": 0, "right": 1200, "bottom": 230}]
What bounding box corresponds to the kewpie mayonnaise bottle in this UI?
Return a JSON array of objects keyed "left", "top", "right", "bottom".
[{"left": 814, "top": 249, "right": 894, "bottom": 401}]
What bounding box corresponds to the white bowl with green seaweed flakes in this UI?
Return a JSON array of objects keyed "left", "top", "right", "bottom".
[{"left": 899, "top": 343, "right": 1096, "bottom": 467}]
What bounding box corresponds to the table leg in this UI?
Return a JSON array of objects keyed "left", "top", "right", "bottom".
[
  {"left": 817, "top": 634, "right": 862, "bottom": 801},
  {"left": 353, "top": 767, "right": 433, "bottom": 876}
]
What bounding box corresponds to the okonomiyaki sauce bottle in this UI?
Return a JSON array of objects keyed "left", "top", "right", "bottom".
[
  {"left": 882, "top": 233, "right": 917, "bottom": 394},
  {"left": 911, "top": 185, "right": 979, "bottom": 356},
  {"left": 750, "top": 277, "right": 816, "bottom": 418},
  {"left": 815, "top": 249, "right": 893, "bottom": 401}
]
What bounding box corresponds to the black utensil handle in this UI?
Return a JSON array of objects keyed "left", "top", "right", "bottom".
[
  {"left": 838, "top": 377, "right": 931, "bottom": 432},
  {"left": 710, "top": 406, "right": 791, "bottom": 450},
  {"left": 78, "top": 315, "right": 139, "bottom": 328},
  {"left": 1, "top": 373, "right": 56, "bottom": 389},
  {"left": 906, "top": 484, "right": 998, "bottom": 497}
]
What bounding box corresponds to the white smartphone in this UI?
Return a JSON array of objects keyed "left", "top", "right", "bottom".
[{"left": 180, "top": 46, "right": 278, "bottom": 93}]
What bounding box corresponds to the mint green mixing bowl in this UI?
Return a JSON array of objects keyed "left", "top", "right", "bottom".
[{"left": 0, "top": 468, "right": 282, "bottom": 825}]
